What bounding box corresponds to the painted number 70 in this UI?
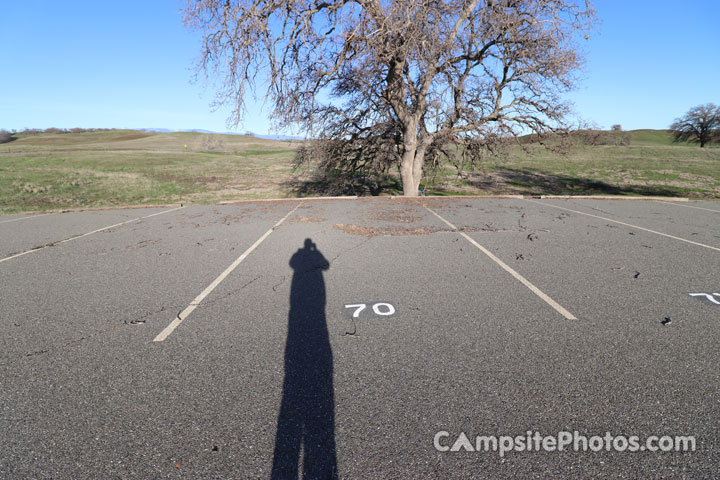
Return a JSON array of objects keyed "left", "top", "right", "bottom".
[{"left": 344, "top": 302, "right": 396, "bottom": 318}]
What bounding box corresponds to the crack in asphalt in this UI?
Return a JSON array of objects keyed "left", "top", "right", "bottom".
[
  {"left": 0, "top": 323, "right": 124, "bottom": 367},
  {"left": 272, "top": 276, "right": 287, "bottom": 292},
  {"left": 0, "top": 276, "right": 267, "bottom": 367},
  {"left": 328, "top": 236, "right": 373, "bottom": 265}
]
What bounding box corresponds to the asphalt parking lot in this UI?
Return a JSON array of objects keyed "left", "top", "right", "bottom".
[{"left": 1, "top": 197, "right": 719, "bottom": 478}]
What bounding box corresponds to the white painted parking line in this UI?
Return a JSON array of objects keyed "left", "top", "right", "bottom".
[
  {"left": 689, "top": 293, "right": 720, "bottom": 305},
  {"left": 423, "top": 205, "right": 577, "bottom": 320},
  {"left": 527, "top": 199, "right": 720, "bottom": 253},
  {"left": 153, "top": 203, "right": 302, "bottom": 342},
  {"left": 655, "top": 201, "right": 720, "bottom": 213},
  {"left": 0, "top": 206, "right": 185, "bottom": 264},
  {"left": 0, "top": 213, "right": 52, "bottom": 225}
]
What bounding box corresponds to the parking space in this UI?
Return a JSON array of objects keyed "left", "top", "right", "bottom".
[
  {"left": 0, "top": 207, "right": 182, "bottom": 260},
  {"left": 1, "top": 197, "right": 719, "bottom": 478},
  {"left": 0, "top": 204, "right": 293, "bottom": 361},
  {"left": 533, "top": 199, "right": 720, "bottom": 248}
]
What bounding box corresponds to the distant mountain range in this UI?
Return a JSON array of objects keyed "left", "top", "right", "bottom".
[{"left": 140, "top": 128, "right": 303, "bottom": 141}]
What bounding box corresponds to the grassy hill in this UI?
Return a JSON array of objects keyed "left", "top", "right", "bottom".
[
  {"left": 4, "top": 129, "right": 297, "bottom": 151},
  {"left": 628, "top": 129, "right": 689, "bottom": 146},
  {"left": 0, "top": 130, "right": 299, "bottom": 213},
  {"left": 1, "top": 129, "right": 718, "bottom": 213}
]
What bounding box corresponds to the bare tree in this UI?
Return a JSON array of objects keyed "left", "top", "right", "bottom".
[
  {"left": 202, "top": 134, "right": 224, "bottom": 151},
  {"left": 670, "top": 103, "right": 720, "bottom": 148},
  {"left": 186, "top": 0, "right": 595, "bottom": 196}
]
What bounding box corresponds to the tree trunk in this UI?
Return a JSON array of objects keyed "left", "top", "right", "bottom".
[
  {"left": 400, "top": 150, "right": 417, "bottom": 196},
  {"left": 399, "top": 119, "right": 426, "bottom": 196},
  {"left": 413, "top": 145, "right": 427, "bottom": 194},
  {"left": 400, "top": 143, "right": 425, "bottom": 196}
]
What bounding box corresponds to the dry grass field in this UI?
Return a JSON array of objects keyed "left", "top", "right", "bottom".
[{"left": 1, "top": 129, "right": 718, "bottom": 213}]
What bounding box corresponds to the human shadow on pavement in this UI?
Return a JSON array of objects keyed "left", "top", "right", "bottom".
[{"left": 271, "top": 238, "right": 338, "bottom": 479}]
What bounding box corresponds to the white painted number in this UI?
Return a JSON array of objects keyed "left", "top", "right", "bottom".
[
  {"left": 344, "top": 302, "right": 396, "bottom": 318},
  {"left": 372, "top": 302, "right": 395, "bottom": 316},
  {"left": 345, "top": 304, "right": 367, "bottom": 318},
  {"left": 689, "top": 293, "right": 720, "bottom": 305}
]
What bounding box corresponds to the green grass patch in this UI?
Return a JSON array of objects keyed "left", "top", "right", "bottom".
[{"left": 0, "top": 134, "right": 298, "bottom": 213}]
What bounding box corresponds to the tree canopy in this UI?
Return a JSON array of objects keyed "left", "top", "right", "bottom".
[
  {"left": 670, "top": 103, "right": 720, "bottom": 148},
  {"left": 186, "top": 0, "right": 595, "bottom": 195}
]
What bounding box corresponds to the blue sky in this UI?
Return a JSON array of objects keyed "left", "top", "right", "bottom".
[{"left": 1, "top": 0, "right": 718, "bottom": 134}]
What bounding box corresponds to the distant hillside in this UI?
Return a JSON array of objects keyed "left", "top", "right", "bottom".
[
  {"left": 4, "top": 128, "right": 300, "bottom": 152},
  {"left": 516, "top": 129, "right": 695, "bottom": 147},
  {"left": 627, "top": 129, "right": 679, "bottom": 145},
  {"left": 139, "top": 128, "right": 305, "bottom": 141}
]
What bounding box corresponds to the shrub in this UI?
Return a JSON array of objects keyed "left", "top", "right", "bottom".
[{"left": 0, "top": 130, "right": 13, "bottom": 144}]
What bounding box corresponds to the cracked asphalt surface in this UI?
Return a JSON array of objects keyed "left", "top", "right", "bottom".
[{"left": 1, "top": 197, "right": 719, "bottom": 478}]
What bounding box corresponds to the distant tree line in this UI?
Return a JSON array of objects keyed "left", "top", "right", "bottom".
[
  {"left": 18, "top": 127, "right": 115, "bottom": 135},
  {"left": 0, "top": 127, "right": 117, "bottom": 144}
]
